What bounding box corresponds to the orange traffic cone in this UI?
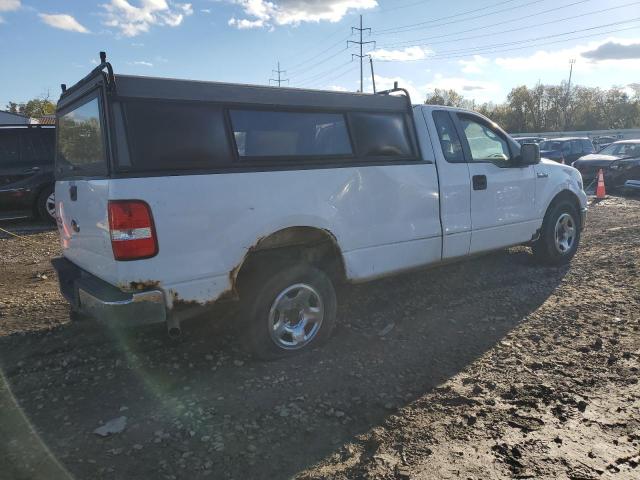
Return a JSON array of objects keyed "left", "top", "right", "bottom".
[{"left": 596, "top": 168, "right": 606, "bottom": 199}]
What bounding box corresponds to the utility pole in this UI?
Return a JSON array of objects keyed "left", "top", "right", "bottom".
[
  {"left": 564, "top": 59, "right": 576, "bottom": 129},
  {"left": 269, "top": 61, "right": 289, "bottom": 87},
  {"left": 369, "top": 56, "right": 376, "bottom": 93},
  {"left": 348, "top": 15, "right": 375, "bottom": 93}
]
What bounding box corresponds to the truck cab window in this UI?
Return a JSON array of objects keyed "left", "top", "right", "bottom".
[
  {"left": 458, "top": 116, "right": 511, "bottom": 166},
  {"left": 432, "top": 111, "right": 464, "bottom": 163}
]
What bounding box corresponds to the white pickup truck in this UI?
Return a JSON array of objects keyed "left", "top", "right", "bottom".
[{"left": 52, "top": 55, "right": 587, "bottom": 358}]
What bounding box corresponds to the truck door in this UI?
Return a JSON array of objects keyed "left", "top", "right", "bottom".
[
  {"left": 424, "top": 109, "right": 472, "bottom": 259},
  {"left": 452, "top": 112, "right": 537, "bottom": 253}
]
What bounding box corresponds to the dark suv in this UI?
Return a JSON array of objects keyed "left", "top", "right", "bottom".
[
  {"left": 539, "top": 137, "right": 595, "bottom": 164},
  {"left": 0, "top": 125, "right": 56, "bottom": 222}
]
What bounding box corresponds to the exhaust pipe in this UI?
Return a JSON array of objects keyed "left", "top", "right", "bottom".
[{"left": 167, "top": 316, "right": 181, "bottom": 339}]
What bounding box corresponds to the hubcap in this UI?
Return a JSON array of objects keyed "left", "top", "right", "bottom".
[
  {"left": 45, "top": 192, "right": 56, "bottom": 218},
  {"left": 554, "top": 212, "right": 576, "bottom": 254},
  {"left": 268, "top": 283, "right": 324, "bottom": 350}
]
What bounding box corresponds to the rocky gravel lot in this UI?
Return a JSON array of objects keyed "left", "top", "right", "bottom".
[{"left": 1, "top": 196, "right": 639, "bottom": 480}]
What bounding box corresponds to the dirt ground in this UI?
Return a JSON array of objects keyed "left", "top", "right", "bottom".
[{"left": 1, "top": 196, "right": 639, "bottom": 480}]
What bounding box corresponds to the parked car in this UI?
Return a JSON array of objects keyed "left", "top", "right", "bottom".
[
  {"left": 572, "top": 140, "right": 640, "bottom": 191},
  {"left": 0, "top": 124, "right": 56, "bottom": 222},
  {"left": 624, "top": 179, "right": 640, "bottom": 192},
  {"left": 593, "top": 135, "right": 618, "bottom": 151},
  {"left": 52, "top": 56, "right": 587, "bottom": 359},
  {"left": 513, "top": 136, "right": 546, "bottom": 146},
  {"left": 539, "top": 137, "right": 595, "bottom": 164}
]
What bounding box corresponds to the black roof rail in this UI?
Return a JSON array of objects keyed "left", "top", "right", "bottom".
[
  {"left": 377, "top": 81, "right": 413, "bottom": 106},
  {"left": 60, "top": 51, "right": 116, "bottom": 100}
]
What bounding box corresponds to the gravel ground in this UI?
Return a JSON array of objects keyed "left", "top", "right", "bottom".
[{"left": 0, "top": 196, "right": 639, "bottom": 480}]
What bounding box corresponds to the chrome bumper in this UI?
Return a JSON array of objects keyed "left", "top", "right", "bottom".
[
  {"left": 77, "top": 288, "right": 166, "bottom": 326},
  {"left": 52, "top": 257, "right": 166, "bottom": 327}
]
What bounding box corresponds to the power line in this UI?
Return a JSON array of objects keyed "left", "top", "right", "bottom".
[
  {"left": 295, "top": 60, "right": 354, "bottom": 87},
  {"left": 269, "top": 61, "right": 289, "bottom": 87},
  {"left": 302, "top": 62, "right": 360, "bottom": 89},
  {"left": 378, "top": 0, "right": 617, "bottom": 48},
  {"left": 376, "top": 0, "right": 531, "bottom": 34},
  {"left": 376, "top": 22, "right": 640, "bottom": 61},
  {"left": 287, "top": 35, "right": 350, "bottom": 74},
  {"left": 348, "top": 15, "right": 376, "bottom": 92}
]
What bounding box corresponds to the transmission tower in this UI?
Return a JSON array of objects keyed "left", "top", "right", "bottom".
[
  {"left": 348, "top": 15, "right": 375, "bottom": 93},
  {"left": 269, "top": 61, "right": 289, "bottom": 87}
]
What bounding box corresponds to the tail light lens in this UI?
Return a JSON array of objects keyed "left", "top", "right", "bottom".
[{"left": 108, "top": 200, "right": 158, "bottom": 261}]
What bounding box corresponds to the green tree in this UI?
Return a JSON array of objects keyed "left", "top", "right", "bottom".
[{"left": 4, "top": 96, "right": 56, "bottom": 118}]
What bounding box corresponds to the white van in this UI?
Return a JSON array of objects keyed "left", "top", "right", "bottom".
[{"left": 52, "top": 55, "right": 587, "bottom": 358}]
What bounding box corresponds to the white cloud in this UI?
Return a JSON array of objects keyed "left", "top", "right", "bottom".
[
  {"left": 39, "top": 13, "right": 89, "bottom": 33},
  {"left": 0, "top": 0, "right": 20, "bottom": 23},
  {"left": 228, "top": 0, "right": 377, "bottom": 29},
  {"left": 102, "top": 0, "right": 193, "bottom": 37},
  {"left": 328, "top": 85, "right": 348, "bottom": 92},
  {"left": 129, "top": 60, "right": 154, "bottom": 66},
  {"left": 370, "top": 46, "right": 431, "bottom": 62},
  {"left": 495, "top": 37, "right": 640, "bottom": 72},
  {"left": 459, "top": 55, "right": 489, "bottom": 74},
  {"left": 425, "top": 74, "right": 502, "bottom": 103},
  {"left": 0, "top": 0, "right": 20, "bottom": 12},
  {"left": 371, "top": 75, "right": 424, "bottom": 103}
]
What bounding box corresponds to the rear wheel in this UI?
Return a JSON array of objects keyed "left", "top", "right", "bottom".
[
  {"left": 36, "top": 186, "right": 56, "bottom": 223},
  {"left": 532, "top": 200, "right": 581, "bottom": 265},
  {"left": 241, "top": 262, "right": 337, "bottom": 359}
]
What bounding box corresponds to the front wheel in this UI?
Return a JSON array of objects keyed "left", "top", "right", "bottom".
[
  {"left": 36, "top": 186, "right": 56, "bottom": 224},
  {"left": 532, "top": 201, "right": 581, "bottom": 265},
  {"left": 241, "top": 263, "right": 337, "bottom": 359}
]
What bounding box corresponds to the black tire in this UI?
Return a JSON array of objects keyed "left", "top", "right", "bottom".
[
  {"left": 36, "top": 186, "right": 56, "bottom": 224},
  {"left": 241, "top": 262, "right": 337, "bottom": 360},
  {"left": 532, "top": 200, "right": 581, "bottom": 265}
]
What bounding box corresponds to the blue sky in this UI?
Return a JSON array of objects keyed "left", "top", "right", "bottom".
[{"left": 1, "top": 0, "right": 639, "bottom": 109}]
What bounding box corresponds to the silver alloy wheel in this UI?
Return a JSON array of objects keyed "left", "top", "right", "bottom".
[
  {"left": 554, "top": 212, "right": 576, "bottom": 254},
  {"left": 45, "top": 192, "right": 56, "bottom": 219},
  {"left": 268, "top": 283, "right": 324, "bottom": 350}
]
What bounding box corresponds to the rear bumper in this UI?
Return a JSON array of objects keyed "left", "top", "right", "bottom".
[{"left": 51, "top": 257, "right": 166, "bottom": 326}]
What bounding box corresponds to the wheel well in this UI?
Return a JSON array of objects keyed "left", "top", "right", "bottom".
[
  {"left": 234, "top": 227, "right": 347, "bottom": 293},
  {"left": 32, "top": 183, "right": 54, "bottom": 212},
  {"left": 549, "top": 190, "right": 581, "bottom": 213}
]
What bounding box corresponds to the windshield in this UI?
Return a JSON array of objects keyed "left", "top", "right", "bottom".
[
  {"left": 57, "top": 96, "right": 107, "bottom": 178},
  {"left": 598, "top": 142, "right": 640, "bottom": 158},
  {"left": 540, "top": 141, "right": 562, "bottom": 151}
]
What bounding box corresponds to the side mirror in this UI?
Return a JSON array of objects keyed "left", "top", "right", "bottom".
[{"left": 519, "top": 143, "right": 540, "bottom": 165}]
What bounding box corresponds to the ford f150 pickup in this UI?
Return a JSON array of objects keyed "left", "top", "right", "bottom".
[{"left": 52, "top": 54, "right": 587, "bottom": 358}]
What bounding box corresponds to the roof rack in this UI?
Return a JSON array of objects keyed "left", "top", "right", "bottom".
[
  {"left": 377, "top": 81, "right": 412, "bottom": 106},
  {"left": 60, "top": 51, "right": 115, "bottom": 99}
]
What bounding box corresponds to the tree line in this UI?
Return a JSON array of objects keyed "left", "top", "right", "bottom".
[{"left": 425, "top": 83, "right": 640, "bottom": 134}]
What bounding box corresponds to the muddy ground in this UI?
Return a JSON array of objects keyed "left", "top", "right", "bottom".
[{"left": 1, "top": 196, "right": 639, "bottom": 480}]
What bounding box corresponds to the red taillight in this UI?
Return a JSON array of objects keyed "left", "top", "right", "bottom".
[{"left": 108, "top": 200, "right": 158, "bottom": 261}]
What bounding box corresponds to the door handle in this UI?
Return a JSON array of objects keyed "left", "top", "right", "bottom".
[
  {"left": 69, "top": 185, "right": 77, "bottom": 201},
  {"left": 472, "top": 175, "right": 487, "bottom": 191},
  {"left": 537, "top": 172, "right": 549, "bottom": 178},
  {"left": 24, "top": 167, "right": 40, "bottom": 173}
]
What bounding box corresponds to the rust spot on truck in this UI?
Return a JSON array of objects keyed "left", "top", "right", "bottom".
[{"left": 127, "top": 280, "right": 161, "bottom": 291}]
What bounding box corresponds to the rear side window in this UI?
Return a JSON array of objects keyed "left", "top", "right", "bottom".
[
  {"left": 0, "top": 131, "right": 20, "bottom": 165},
  {"left": 21, "top": 129, "right": 55, "bottom": 165},
  {"left": 57, "top": 96, "right": 107, "bottom": 177},
  {"left": 348, "top": 112, "right": 413, "bottom": 158},
  {"left": 124, "top": 101, "right": 232, "bottom": 171},
  {"left": 581, "top": 139, "right": 594, "bottom": 153},
  {"left": 229, "top": 110, "right": 352, "bottom": 159},
  {"left": 432, "top": 111, "right": 464, "bottom": 163}
]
